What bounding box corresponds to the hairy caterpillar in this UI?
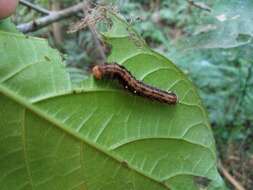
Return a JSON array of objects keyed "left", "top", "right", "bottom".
[{"left": 91, "top": 63, "right": 178, "bottom": 104}]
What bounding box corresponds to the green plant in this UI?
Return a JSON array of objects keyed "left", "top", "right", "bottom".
[{"left": 0, "top": 12, "right": 225, "bottom": 190}]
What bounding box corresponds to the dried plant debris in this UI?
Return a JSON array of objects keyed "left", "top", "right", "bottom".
[{"left": 68, "top": 5, "right": 116, "bottom": 33}]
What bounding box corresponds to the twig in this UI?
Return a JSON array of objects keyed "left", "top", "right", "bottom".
[
  {"left": 19, "top": 0, "right": 51, "bottom": 15},
  {"left": 187, "top": 0, "right": 212, "bottom": 12},
  {"left": 17, "top": 2, "right": 84, "bottom": 33},
  {"left": 51, "top": 1, "right": 63, "bottom": 46},
  {"left": 82, "top": 1, "right": 106, "bottom": 63},
  {"left": 241, "top": 64, "right": 252, "bottom": 103},
  {"left": 218, "top": 162, "right": 246, "bottom": 190},
  {"left": 232, "top": 63, "right": 252, "bottom": 123}
]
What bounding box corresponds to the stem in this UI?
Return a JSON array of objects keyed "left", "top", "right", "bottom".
[
  {"left": 17, "top": 2, "right": 84, "bottom": 33},
  {"left": 19, "top": 0, "right": 51, "bottom": 15},
  {"left": 82, "top": 1, "right": 106, "bottom": 63},
  {"left": 187, "top": 0, "right": 212, "bottom": 12}
]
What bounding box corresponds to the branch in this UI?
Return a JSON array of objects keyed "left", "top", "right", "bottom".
[
  {"left": 187, "top": 0, "right": 212, "bottom": 12},
  {"left": 232, "top": 63, "right": 252, "bottom": 120},
  {"left": 82, "top": 1, "right": 106, "bottom": 63},
  {"left": 19, "top": 0, "right": 51, "bottom": 15},
  {"left": 17, "top": 2, "right": 84, "bottom": 33},
  {"left": 241, "top": 64, "right": 252, "bottom": 102},
  {"left": 218, "top": 162, "right": 246, "bottom": 190}
]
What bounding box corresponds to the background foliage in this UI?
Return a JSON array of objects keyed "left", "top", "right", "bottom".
[{"left": 8, "top": 0, "right": 253, "bottom": 189}]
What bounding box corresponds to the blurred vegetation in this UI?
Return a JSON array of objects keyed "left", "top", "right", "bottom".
[{"left": 13, "top": 0, "right": 253, "bottom": 189}]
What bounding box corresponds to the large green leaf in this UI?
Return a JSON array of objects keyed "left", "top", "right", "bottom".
[{"left": 0, "top": 13, "right": 224, "bottom": 190}]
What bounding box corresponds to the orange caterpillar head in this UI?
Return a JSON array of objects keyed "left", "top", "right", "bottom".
[{"left": 91, "top": 65, "right": 103, "bottom": 80}]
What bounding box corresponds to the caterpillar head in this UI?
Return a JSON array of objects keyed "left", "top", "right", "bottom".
[{"left": 91, "top": 65, "right": 103, "bottom": 80}]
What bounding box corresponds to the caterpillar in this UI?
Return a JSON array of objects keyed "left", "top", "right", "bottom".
[{"left": 91, "top": 63, "right": 178, "bottom": 104}]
